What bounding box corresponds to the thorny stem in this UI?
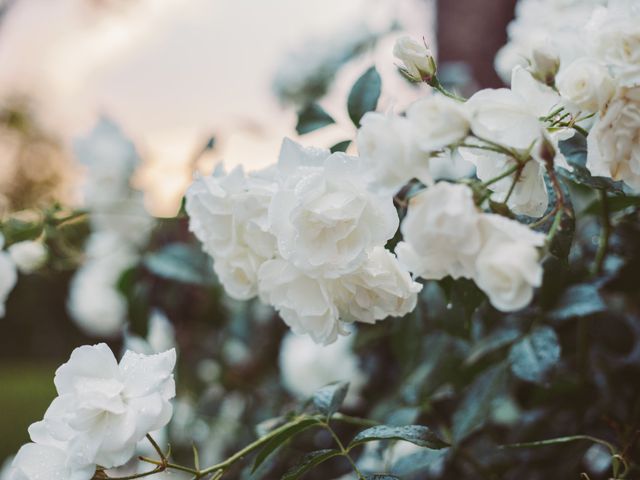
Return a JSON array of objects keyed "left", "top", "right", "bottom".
[{"left": 592, "top": 189, "right": 611, "bottom": 275}]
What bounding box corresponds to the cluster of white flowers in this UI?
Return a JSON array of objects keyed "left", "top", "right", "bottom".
[
  {"left": 7, "top": 343, "right": 176, "bottom": 480},
  {"left": 187, "top": 138, "right": 421, "bottom": 345},
  {"left": 68, "top": 119, "right": 155, "bottom": 336},
  {"left": 396, "top": 182, "right": 545, "bottom": 311},
  {"left": 500, "top": 0, "right": 640, "bottom": 192}
]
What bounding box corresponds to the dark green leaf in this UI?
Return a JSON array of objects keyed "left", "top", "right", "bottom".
[
  {"left": 348, "top": 425, "right": 449, "bottom": 451},
  {"left": 252, "top": 418, "right": 320, "bottom": 472},
  {"left": 347, "top": 66, "right": 381, "bottom": 127},
  {"left": 465, "top": 328, "right": 521, "bottom": 366},
  {"left": 558, "top": 138, "right": 625, "bottom": 193},
  {"left": 330, "top": 140, "right": 351, "bottom": 153},
  {"left": 143, "top": 243, "right": 214, "bottom": 285},
  {"left": 296, "top": 103, "right": 335, "bottom": 135},
  {"left": 313, "top": 381, "right": 349, "bottom": 419},
  {"left": 548, "top": 284, "right": 607, "bottom": 322},
  {"left": 584, "top": 195, "right": 640, "bottom": 216},
  {"left": 282, "top": 449, "right": 341, "bottom": 480},
  {"left": 508, "top": 326, "right": 561, "bottom": 384},
  {"left": 452, "top": 363, "right": 508, "bottom": 443}
]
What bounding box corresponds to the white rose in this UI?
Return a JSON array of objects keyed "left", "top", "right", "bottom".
[
  {"left": 357, "top": 112, "right": 431, "bottom": 194},
  {"left": 258, "top": 258, "right": 341, "bottom": 345},
  {"left": 0, "top": 247, "right": 17, "bottom": 318},
  {"left": 467, "top": 66, "right": 562, "bottom": 149},
  {"left": 9, "top": 443, "right": 95, "bottom": 480},
  {"left": 212, "top": 247, "right": 264, "bottom": 300},
  {"left": 459, "top": 147, "right": 549, "bottom": 217},
  {"left": 407, "top": 95, "right": 470, "bottom": 151},
  {"left": 186, "top": 165, "right": 277, "bottom": 299},
  {"left": 587, "top": 86, "right": 640, "bottom": 190},
  {"left": 279, "top": 331, "right": 366, "bottom": 407},
  {"left": 474, "top": 214, "right": 545, "bottom": 312},
  {"left": 557, "top": 58, "right": 616, "bottom": 112},
  {"left": 337, "top": 247, "right": 421, "bottom": 324},
  {"left": 396, "top": 182, "right": 482, "bottom": 280},
  {"left": 125, "top": 309, "right": 176, "bottom": 355},
  {"left": 587, "top": 0, "right": 640, "bottom": 87},
  {"left": 270, "top": 139, "right": 398, "bottom": 277},
  {"left": 8, "top": 241, "right": 47, "bottom": 273},
  {"left": 393, "top": 36, "right": 436, "bottom": 81},
  {"left": 29, "top": 343, "right": 176, "bottom": 469}
]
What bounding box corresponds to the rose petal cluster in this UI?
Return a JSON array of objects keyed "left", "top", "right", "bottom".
[
  {"left": 187, "top": 139, "right": 421, "bottom": 344},
  {"left": 397, "top": 182, "right": 545, "bottom": 312},
  {"left": 0, "top": 234, "right": 18, "bottom": 318},
  {"left": 8, "top": 343, "right": 176, "bottom": 480}
]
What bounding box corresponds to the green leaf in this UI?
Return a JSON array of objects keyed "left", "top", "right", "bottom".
[
  {"left": 392, "top": 448, "right": 450, "bottom": 476},
  {"left": 365, "top": 476, "right": 400, "bottom": 480},
  {"left": 548, "top": 284, "right": 607, "bottom": 322},
  {"left": 584, "top": 195, "right": 640, "bottom": 216},
  {"left": 348, "top": 425, "right": 449, "bottom": 451},
  {"left": 465, "top": 328, "right": 521, "bottom": 366},
  {"left": 313, "top": 381, "right": 349, "bottom": 419},
  {"left": 296, "top": 103, "right": 335, "bottom": 135},
  {"left": 143, "top": 243, "right": 214, "bottom": 285},
  {"left": 330, "top": 140, "right": 351, "bottom": 153},
  {"left": 508, "top": 326, "right": 561, "bottom": 384},
  {"left": 281, "top": 449, "right": 342, "bottom": 480},
  {"left": 557, "top": 137, "right": 625, "bottom": 193},
  {"left": 347, "top": 66, "right": 382, "bottom": 127},
  {"left": 452, "top": 363, "right": 508, "bottom": 443},
  {"left": 252, "top": 418, "right": 320, "bottom": 473}
]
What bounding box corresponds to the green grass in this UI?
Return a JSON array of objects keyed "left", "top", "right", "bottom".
[{"left": 0, "top": 362, "right": 57, "bottom": 462}]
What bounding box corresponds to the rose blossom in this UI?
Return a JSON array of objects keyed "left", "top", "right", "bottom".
[
  {"left": 396, "top": 182, "right": 482, "bottom": 280},
  {"left": 29, "top": 343, "right": 176, "bottom": 469},
  {"left": 406, "top": 94, "right": 470, "bottom": 151},
  {"left": 557, "top": 57, "right": 616, "bottom": 112},
  {"left": 393, "top": 36, "right": 436, "bottom": 81},
  {"left": 8, "top": 240, "right": 47, "bottom": 274},
  {"left": 269, "top": 138, "right": 398, "bottom": 277},
  {"left": 474, "top": 214, "right": 545, "bottom": 311},
  {"left": 587, "top": 86, "right": 640, "bottom": 190},
  {"left": 357, "top": 112, "right": 431, "bottom": 194}
]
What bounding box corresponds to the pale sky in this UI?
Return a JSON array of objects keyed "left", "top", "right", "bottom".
[{"left": 0, "top": 0, "right": 435, "bottom": 215}]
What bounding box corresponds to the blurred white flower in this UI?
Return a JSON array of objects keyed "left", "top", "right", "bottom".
[
  {"left": 587, "top": 0, "right": 640, "bottom": 87},
  {"left": 406, "top": 94, "right": 470, "bottom": 151},
  {"left": 0, "top": 235, "right": 17, "bottom": 318},
  {"left": 125, "top": 309, "right": 176, "bottom": 355},
  {"left": 8, "top": 442, "right": 94, "bottom": 480},
  {"left": 336, "top": 246, "right": 421, "bottom": 324},
  {"left": 357, "top": 112, "right": 431, "bottom": 194},
  {"left": 279, "top": 331, "right": 366, "bottom": 406},
  {"left": 529, "top": 45, "right": 560, "bottom": 84},
  {"left": 587, "top": 86, "right": 640, "bottom": 190},
  {"left": 393, "top": 36, "right": 436, "bottom": 81},
  {"left": 475, "top": 214, "right": 545, "bottom": 311},
  {"left": 67, "top": 233, "right": 137, "bottom": 337},
  {"left": 270, "top": 139, "right": 398, "bottom": 277},
  {"left": 7, "top": 240, "right": 47, "bottom": 273},
  {"left": 495, "top": 0, "right": 606, "bottom": 83},
  {"left": 557, "top": 57, "right": 616, "bottom": 112},
  {"left": 29, "top": 343, "right": 176, "bottom": 469},
  {"left": 396, "top": 182, "right": 482, "bottom": 280}
]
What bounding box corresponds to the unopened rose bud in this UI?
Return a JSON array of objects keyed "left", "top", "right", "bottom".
[
  {"left": 393, "top": 36, "right": 437, "bottom": 82},
  {"left": 530, "top": 47, "right": 560, "bottom": 86},
  {"left": 8, "top": 240, "right": 47, "bottom": 273}
]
